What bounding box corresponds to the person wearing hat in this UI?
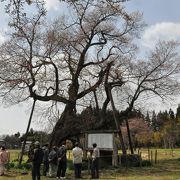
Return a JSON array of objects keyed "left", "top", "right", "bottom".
[
  {"left": 42, "top": 143, "right": 49, "bottom": 176},
  {"left": 91, "top": 143, "right": 100, "bottom": 179},
  {"left": 32, "top": 141, "right": 44, "bottom": 180},
  {"left": 56, "top": 142, "right": 67, "bottom": 179},
  {"left": 48, "top": 146, "right": 58, "bottom": 178},
  {"left": 72, "top": 142, "right": 83, "bottom": 179}
]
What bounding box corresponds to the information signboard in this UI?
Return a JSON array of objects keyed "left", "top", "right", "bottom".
[{"left": 87, "top": 133, "right": 113, "bottom": 149}]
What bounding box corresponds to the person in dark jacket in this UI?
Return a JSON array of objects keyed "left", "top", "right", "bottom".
[
  {"left": 56, "top": 142, "right": 67, "bottom": 179},
  {"left": 48, "top": 146, "right": 58, "bottom": 177},
  {"left": 32, "top": 141, "right": 44, "bottom": 180},
  {"left": 91, "top": 143, "right": 100, "bottom": 179},
  {"left": 42, "top": 144, "right": 49, "bottom": 176}
]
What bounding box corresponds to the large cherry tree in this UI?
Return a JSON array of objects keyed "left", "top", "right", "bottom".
[{"left": 0, "top": 0, "right": 143, "bottom": 147}]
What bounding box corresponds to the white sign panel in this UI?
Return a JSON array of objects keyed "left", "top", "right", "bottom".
[{"left": 87, "top": 133, "right": 113, "bottom": 149}]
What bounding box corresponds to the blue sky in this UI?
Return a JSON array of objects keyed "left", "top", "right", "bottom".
[
  {"left": 0, "top": 0, "right": 180, "bottom": 135},
  {"left": 126, "top": 0, "right": 180, "bottom": 50},
  {"left": 126, "top": 0, "right": 180, "bottom": 24}
]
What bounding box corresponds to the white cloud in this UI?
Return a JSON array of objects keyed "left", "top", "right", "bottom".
[
  {"left": 44, "top": 0, "right": 60, "bottom": 11},
  {"left": 142, "top": 22, "right": 180, "bottom": 49}
]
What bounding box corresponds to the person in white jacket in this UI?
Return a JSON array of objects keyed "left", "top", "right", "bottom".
[{"left": 72, "top": 142, "right": 83, "bottom": 178}]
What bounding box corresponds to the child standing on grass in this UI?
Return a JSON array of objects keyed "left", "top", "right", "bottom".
[{"left": 0, "top": 146, "right": 9, "bottom": 176}]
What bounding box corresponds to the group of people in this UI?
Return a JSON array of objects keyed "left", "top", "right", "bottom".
[
  {"left": 30, "top": 141, "right": 67, "bottom": 180},
  {"left": 0, "top": 146, "right": 10, "bottom": 176},
  {"left": 30, "top": 141, "right": 100, "bottom": 180}
]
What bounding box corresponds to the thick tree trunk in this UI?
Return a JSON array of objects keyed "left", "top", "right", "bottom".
[
  {"left": 93, "top": 89, "right": 110, "bottom": 129},
  {"left": 50, "top": 102, "right": 80, "bottom": 146}
]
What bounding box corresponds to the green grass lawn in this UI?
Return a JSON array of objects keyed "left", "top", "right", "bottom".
[{"left": 0, "top": 148, "right": 180, "bottom": 180}]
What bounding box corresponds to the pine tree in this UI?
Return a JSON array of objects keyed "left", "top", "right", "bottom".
[
  {"left": 169, "top": 108, "right": 175, "bottom": 120},
  {"left": 151, "top": 111, "right": 158, "bottom": 131},
  {"left": 176, "top": 104, "right": 180, "bottom": 119},
  {"left": 145, "top": 111, "right": 151, "bottom": 126}
]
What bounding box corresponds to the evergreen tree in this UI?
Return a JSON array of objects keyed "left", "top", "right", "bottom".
[
  {"left": 145, "top": 111, "right": 151, "bottom": 126},
  {"left": 156, "top": 110, "right": 169, "bottom": 130},
  {"left": 151, "top": 111, "right": 158, "bottom": 131},
  {"left": 169, "top": 108, "right": 175, "bottom": 120},
  {"left": 176, "top": 104, "right": 180, "bottom": 119},
  {"left": 175, "top": 104, "right": 180, "bottom": 146}
]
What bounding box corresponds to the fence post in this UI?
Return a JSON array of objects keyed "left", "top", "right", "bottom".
[
  {"left": 87, "top": 151, "right": 91, "bottom": 175},
  {"left": 68, "top": 151, "right": 71, "bottom": 159},
  {"left": 148, "top": 148, "right": 150, "bottom": 162},
  {"left": 155, "top": 149, "right": 157, "bottom": 164},
  {"left": 18, "top": 152, "right": 20, "bottom": 161},
  {"left": 119, "top": 155, "right": 121, "bottom": 167},
  {"left": 140, "top": 152, "right": 142, "bottom": 167},
  {"left": 151, "top": 151, "right": 153, "bottom": 165}
]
